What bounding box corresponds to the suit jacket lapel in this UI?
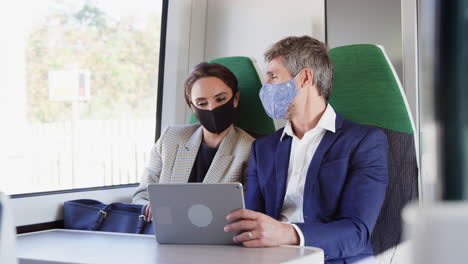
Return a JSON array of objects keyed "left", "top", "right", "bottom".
[
  {"left": 203, "top": 126, "right": 235, "bottom": 184},
  {"left": 171, "top": 126, "right": 203, "bottom": 183},
  {"left": 304, "top": 114, "right": 344, "bottom": 198},
  {"left": 274, "top": 133, "right": 292, "bottom": 219}
]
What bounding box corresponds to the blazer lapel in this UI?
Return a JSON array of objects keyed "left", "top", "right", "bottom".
[
  {"left": 171, "top": 127, "right": 203, "bottom": 183},
  {"left": 274, "top": 133, "right": 292, "bottom": 219},
  {"left": 203, "top": 126, "right": 235, "bottom": 184},
  {"left": 304, "top": 114, "right": 344, "bottom": 196}
]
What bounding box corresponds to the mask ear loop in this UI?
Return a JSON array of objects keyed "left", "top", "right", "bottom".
[
  {"left": 190, "top": 102, "right": 199, "bottom": 115},
  {"left": 190, "top": 102, "right": 202, "bottom": 122},
  {"left": 292, "top": 68, "right": 315, "bottom": 91},
  {"left": 292, "top": 69, "right": 305, "bottom": 91}
]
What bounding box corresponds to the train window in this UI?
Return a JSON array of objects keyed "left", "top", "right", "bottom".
[{"left": 1, "top": 0, "right": 164, "bottom": 195}]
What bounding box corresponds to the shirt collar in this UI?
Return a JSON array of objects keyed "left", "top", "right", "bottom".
[{"left": 280, "top": 104, "right": 336, "bottom": 141}]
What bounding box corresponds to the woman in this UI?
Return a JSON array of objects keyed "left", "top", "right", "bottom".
[{"left": 132, "top": 62, "right": 254, "bottom": 221}]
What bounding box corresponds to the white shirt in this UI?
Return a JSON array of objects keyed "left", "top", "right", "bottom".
[{"left": 280, "top": 104, "right": 336, "bottom": 246}]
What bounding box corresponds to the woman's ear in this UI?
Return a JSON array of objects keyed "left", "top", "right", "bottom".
[
  {"left": 189, "top": 102, "right": 196, "bottom": 113},
  {"left": 233, "top": 91, "right": 240, "bottom": 108}
]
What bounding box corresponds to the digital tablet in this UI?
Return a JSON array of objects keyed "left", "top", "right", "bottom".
[{"left": 148, "top": 183, "right": 245, "bottom": 244}]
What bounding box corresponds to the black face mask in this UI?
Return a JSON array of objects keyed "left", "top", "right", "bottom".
[{"left": 192, "top": 96, "right": 238, "bottom": 134}]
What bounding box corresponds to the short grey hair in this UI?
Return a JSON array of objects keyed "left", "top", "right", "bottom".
[{"left": 264, "top": 36, "right": 334, "bottom": 101}]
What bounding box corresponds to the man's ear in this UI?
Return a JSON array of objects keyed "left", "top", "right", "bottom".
[
  {"left": 233, "top": 91, "right": 240, "bottom": 108},
  {"left": 301, "top": 68, "right": 314, "bottom": 88}
]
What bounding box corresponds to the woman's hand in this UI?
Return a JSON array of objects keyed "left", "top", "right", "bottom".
[{"left": 145, "top": 204, "right": 153, "bottom": 222}]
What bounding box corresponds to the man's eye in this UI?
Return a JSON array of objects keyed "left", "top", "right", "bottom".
[{"left": 216, "top": 97, "right": 226, "bottom": 102}]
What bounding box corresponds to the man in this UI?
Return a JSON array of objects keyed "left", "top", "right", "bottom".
[{"left": 224, "top": 36, "right": 388, "bottom": 264}]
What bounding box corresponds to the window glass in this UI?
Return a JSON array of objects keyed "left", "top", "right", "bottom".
[{"left": 1, "top": 0, "right": 162, "bottom": 194}]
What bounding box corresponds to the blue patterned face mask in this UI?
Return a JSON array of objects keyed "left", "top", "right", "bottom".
[{"left": 259, "top": 72, "right": 302, "bottom": 119}]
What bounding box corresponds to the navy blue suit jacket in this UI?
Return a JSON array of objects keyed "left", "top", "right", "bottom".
[{"left": 245, "top": 113, "right": 388, "bottom": 263}]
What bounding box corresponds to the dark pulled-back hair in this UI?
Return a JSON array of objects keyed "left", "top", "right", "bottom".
[{"left": 184, "top": 62, "right": 238, "bottom": 106}]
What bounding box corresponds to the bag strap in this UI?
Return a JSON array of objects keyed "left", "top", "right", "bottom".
[
  {"left": 91, "top": 203, "right": 148, "bottom": 233},
  {"left": 91, "top": 203, "right": 120, "bottom": 231},
  {"left": 136, "top": 205, "right": 148, "bottom": 234}
]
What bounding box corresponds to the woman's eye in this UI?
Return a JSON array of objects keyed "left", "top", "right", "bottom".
[
  {"left": 196, "top": 102, "right": 207, "bottom": 106},
  {"left": 216, "top": 97, "right": 226, "bottom": 103}
]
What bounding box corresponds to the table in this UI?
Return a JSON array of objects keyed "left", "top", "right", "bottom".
[{"left": 17, "top": 229, "right": 324, "bottom": 264}]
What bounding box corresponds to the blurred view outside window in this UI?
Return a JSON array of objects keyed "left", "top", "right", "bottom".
[{"left": 1, "top": 0, "right": 162, "bottom": 195}]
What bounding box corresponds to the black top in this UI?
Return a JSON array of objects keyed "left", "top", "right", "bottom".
[{"left": 188, "top": 143, "right": 218, "bottom": 183}]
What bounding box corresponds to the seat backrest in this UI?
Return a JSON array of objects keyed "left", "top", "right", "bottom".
[
  {"left": 329, "top": 44, "right": 419, "bottom": 264},
  {"left": 188, "top": 56, "right": 275, "bottom": 138}
]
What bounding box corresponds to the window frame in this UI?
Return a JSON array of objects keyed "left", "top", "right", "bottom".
[{"left": 11, "top": 0, "right": 169, "bottom": 228}]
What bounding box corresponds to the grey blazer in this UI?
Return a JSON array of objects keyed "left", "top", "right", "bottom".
[{"left": 132, "top": 124, "right": 254, "bottom": 205}]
